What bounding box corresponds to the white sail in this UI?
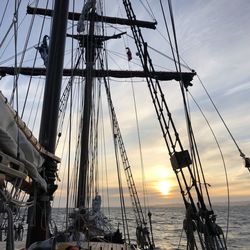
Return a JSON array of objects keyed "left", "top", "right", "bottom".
[{"left": 0, "top": 91, "right": 46, "bottom": 190}]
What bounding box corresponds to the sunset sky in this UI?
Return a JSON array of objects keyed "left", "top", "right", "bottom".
[
  {"left": 0, "top": 0, "right": 250, "bottom": 208},
  {"left": 89, "top": 0, "right": 250, "bottom": 207}
]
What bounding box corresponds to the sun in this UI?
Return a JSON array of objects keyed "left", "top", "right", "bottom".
[{"left": 157, "top": 181, "right": 171, "bottom": 196}]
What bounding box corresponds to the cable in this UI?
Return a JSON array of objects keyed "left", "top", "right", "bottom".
[
  {"left": 159, "top": 0, "right": 178, "bottom": 72},
  {"left": 123, "top": 33, "right": 148, "bottom": 215},
  {"left": 66, "top": 0, "right": 75, "bottom": 230},
  {"left": 21, "top": 0, "right": 49, "bottom": 119},
  {"left": 138, "top": 0, "right": 156, "bottom": 21},
  {"left": 188, "top": 90, "right": 230, "bottom": 241},
  {"left": 0, "top": 0, "right": 10, "bottom": 28},
  {"left": 197, "top": 74, "right": 247, "bottom": 160},
  {"left": 166, "top": 0, "right": 214, "bottom": 207},
  {"left": 0, "top": 10, "right": 26, "bottom": 60},
  {"left": 10, "top": 0, "right": 38, "bottom": 105},
  {"left": 0, "top": 45, "right": 37, "bottom": 66},
  {"left": 106, "top": 23, "right": 192, "bottom": 71},
  {"left": 155, "top": 27, "right": 193, "bottom": 71}
]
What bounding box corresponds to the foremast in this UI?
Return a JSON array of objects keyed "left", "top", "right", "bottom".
[
  {"left": 26, "top": 0, "right": 69, "bottom": 247},
  {"left": 122, "top": 0, "right": 227, "bottom": 249}
]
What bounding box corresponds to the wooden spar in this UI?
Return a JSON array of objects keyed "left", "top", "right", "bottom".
[
  {"left": 27, "top": 6, "right": 157, "bottom": 29},
  {"left": 0, "top": 67, "right": 196, "bottom": 84}
]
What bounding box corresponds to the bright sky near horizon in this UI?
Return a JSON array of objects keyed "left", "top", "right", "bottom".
[
  {"left": 97, "top": 0, "right": 250, "bottom": 206},
  {"left": 0, "top": 0, "right": 250, "bottom": 208}
]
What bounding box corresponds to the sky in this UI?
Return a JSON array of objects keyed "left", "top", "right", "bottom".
[{"left": 0, "top": 0, "right": 250, "bottom": 210}]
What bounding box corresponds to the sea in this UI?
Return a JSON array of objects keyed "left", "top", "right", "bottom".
[
  {"left": 1, "top": 204, "right": 249, "bottom": 249},
  {"left": 52, "top": 203, "right": 250, "bottom": 250}
]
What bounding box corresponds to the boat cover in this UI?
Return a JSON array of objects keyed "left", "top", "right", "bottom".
[{"left": 0, "top": 91, "right": 46, "bottom": 190}]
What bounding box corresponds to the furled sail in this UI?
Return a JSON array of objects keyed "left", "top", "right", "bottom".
[
  {"left": 0, "top": 91, "right": 46, "bottom": 190},
  {"left": 77, "top": 0, "right": 96, "bottom": 33}
]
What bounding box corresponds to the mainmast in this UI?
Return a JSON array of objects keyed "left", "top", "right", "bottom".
[
  {"left": 26, "top": 0, "right": 69, "bottom": 247},
  {"left": 77, "top": 0, "right": 96, "bottom": 208}
]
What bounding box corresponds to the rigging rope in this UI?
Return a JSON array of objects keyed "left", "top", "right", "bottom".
[
  {"left": 26, "top": 77, "right": 43, "bottom": 126},
  {"left": 158, "top": 0, "right": 241, "bottom": 239},
  {"left": 186, "top": 93, "right": 213, "bottom": 207},
  {"left": 0, "top": 0, "right": 10, "bottom": 28},
  {"left": 186, "top": 93, "right": 204, "bottom": 199},
  {"left": 66, "top": 0, "right": 75, "bottom": 229},
  {"left": 100, "top": 57, "right": 153, "bottom": 248},
  {"left": 21, "top": 0, "right": 49, "bottom": 119},
  {"left": 165, "top": 0, "right": 214, "bottom": 207},
  {"left": 106, "top": 23, "right": 192, "bottom": 71},
  {"left": 196, "top": 74, "right": 249, "bottom": 164},
  {"left": 0, "top": 0, "right": 19, "bottom": 50},
  {"left": 122, "top": 30, "right": 149, "bottom": 214},
  {"left": 62, "top": 80, "right": 82, "bottom": 211},
  {"left": 14, "top": 0, "right": 20, "bottom": 164},
  {"left": 155, "top": 27, "right": 193, "bottom": 72},
  {"left": 167, "top": 1, "right": 227, "bottom": 248},
  {"left": 99, "top": 11, "right": 151, "bottom": 237},
  {"left": 95, "top": 84, "right": 101, "bottom": 195},
  {"left": 55, "top": 101, "right": 73, "bottom": 209},
  {"left": 31, "top": 80, "right": 44, "bottom": 131},
  {"left": 160, "top": 0, "right": 210, "bottom": 207},
  {"left": 112, "top": 112, "right": 131, "bottom": 245},
  {"left": 130, "top": 75, "right": 148, "bottom": 213},
  {"left": 161, "top": 0, "right": 201, "bottom": 199},
  {"left": 122, "top": 0, "right": 227, "bottom": 248},
  {"left": 10, "top": 0, "right": 38, "bottom": 105},
  {"left": 102, "top": 40, "right": 114, "bottom": 218},
  {"left": 0, "top": 11, "right": 26, "bottom": 61},
  {"left": 0, "top": 46, "right": 35, "bottom": 65},
  {"left": 138, "top": 0, "right": 156, "bottom": 21},
  {"left": 159, "top": 0, "right": 178, "bottom": 72},
  {"left": 188, "top": 90, "right": 230, "bottom": 241},
  {"left": 100, "top": 97, "right": 111, "bottom": 218}
]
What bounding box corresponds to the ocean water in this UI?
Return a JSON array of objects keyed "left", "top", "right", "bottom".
[
  {"left": 1, "top": 204, "right": 248, "bottom": 249},
  {"left": 51, "top": 204, "right": 250, "bottom": 250}
]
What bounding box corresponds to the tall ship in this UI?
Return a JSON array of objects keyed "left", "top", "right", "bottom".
[{"left": 0, "top": 1, "right": 249, "bottom": 249}]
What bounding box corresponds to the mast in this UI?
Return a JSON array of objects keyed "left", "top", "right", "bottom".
[
  {"left": 26, "top": 0, "right": 69, "bottom": 247},
  {"left": 77, "top": 0, "right": 96, "bottom": 208}
]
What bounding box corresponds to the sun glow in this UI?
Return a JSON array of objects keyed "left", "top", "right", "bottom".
[
  {"left": 147, "top": 166, "right": 174, "bottom": 196},
  {"left": 158, "top": 181, "right": 171, "bottom": 196}
]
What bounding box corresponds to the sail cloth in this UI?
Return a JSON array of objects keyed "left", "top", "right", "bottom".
[
  {"left": 77, "top": 0, "right": 96, "bottom": 33},
  {"left": 0, "top": 91, "right": 46, "bottom": 190}
]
